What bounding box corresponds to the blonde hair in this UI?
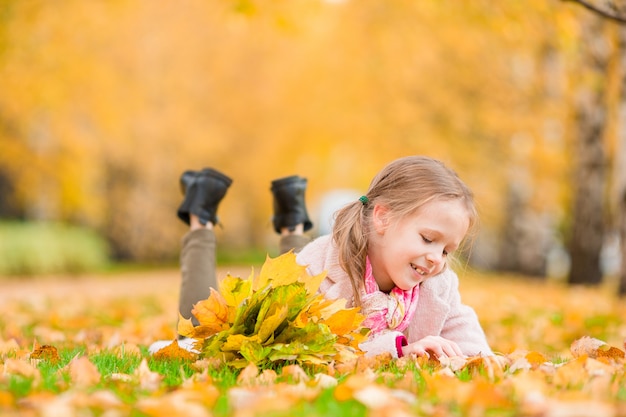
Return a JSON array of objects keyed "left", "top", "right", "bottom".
[{"left": 332, "top": 156, "right": 478, "bottom": 305}]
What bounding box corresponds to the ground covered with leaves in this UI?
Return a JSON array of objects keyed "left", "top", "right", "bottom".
[{"left": 2, "top": 262, "right": 626, "bottom": 417}]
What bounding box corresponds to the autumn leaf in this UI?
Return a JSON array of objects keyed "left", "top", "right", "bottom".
[
  {"left": 571, "top": 336, "right": 625, "bottom": 361},
  {"left": 135, "top": 359, "right": 163, "bottom": 392},
  {"left": 4, "top": 358, "right": 41, "bottom": 380},
  {"left": 152, "top": 339, "right": 198, "bottom": 361},
  {"left": 236, "top": 363, "right": 260, "bottom": 386},
  {"left": 256, "top": 304, "right": 289, "bottom": 343},
  {"left": 323, "top": 308, "right": 364, "bottom": 337},
  {"left": 220, "top": 274, "right": 253, "bottom": 322},
  {"left": 189, "top": 252, "right": 366, "bottom": 368},
  {"left": 177, "top": 315, "right": 196, "bottom": 339},
  {"left": 29, "top": 344, "right": 60, "bottom": 364},
  {"left": 239, "top": 340, "right": 271, "bottom": 365},
  {"left": 222, "top": 334, "right": 261, "bottom": 352},
  {"left": 69, "top": 356, "right": 101, "bottom": 387},
  {"left": 525, "top": 351, "right": 548, "bottom": 367},
  {"left": 254, "top": 251, "right": 308, "bottom": 290},
  {"left": 191, "top": 289, "right": 230, "bottom": 332},
  {"left": 0, "top": 339, "right": 20, "bottom": 356}
]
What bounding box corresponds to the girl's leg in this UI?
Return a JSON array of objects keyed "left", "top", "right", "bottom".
[
  {"left": 271, "top": 176, "right": 314, "bottom": 254},
  {"left": 175, "top": 168, "right": 232, "bottom": 334},
  {"left": 278, "top": 224, "right": 312, "bottom": 254},
  {"left": 178, "top": 226, "right": 216, "bottom": 329}
]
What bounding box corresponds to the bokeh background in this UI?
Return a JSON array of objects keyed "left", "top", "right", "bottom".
[{"left": 1, "top": 0, "right": 624, "bottom": 289}]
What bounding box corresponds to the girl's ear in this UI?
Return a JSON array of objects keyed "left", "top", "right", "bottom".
[{"left": 372, "top": 204, "right": 390, "bottom": 234}]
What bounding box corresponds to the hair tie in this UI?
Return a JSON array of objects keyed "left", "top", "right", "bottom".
[{"left": 359, "top": 195, "right": 369, "bottom": 205}]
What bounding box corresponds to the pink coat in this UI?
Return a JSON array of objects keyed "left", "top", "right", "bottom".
[{"left": 296, "top": 235, "right": 493, "bottom": 358}]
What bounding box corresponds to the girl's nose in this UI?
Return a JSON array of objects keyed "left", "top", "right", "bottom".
[{"left": 426, "top": 251, "right": 443, "bottom": 265}]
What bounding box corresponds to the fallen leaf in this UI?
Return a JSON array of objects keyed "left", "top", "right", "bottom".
[
  {"left": 279, "top": 364, "right": 309, "bottom": 383},
  {"left": 236, "top": 362, "right": 259, "bottom": 386},
  {"left": 69, "top": 356, "right": 101, "bottom": 387},
  {"left": 0, "top": 339, "right": 20, "bottom": 356},
  {"left": 152, "top": 339, "right": 198, "bottom": 361},
  {"left": 191, "top": 288, "right": 230, "bottom": 333},
  {"left": 0, "top": 391, "right": 14, "bottom": 407},
  {"left": 135, "top": 359, "right": 163, "bottom": 391},
  {"left": 30, "top": 344, "right": 60, "bottom": 364},
  {"left": 4, "top": 358, "right": 41, "bottom": 380},
  {"left": 137, "top": 390, "right": 212, "bottom": 417},
  {"left": 570, "top": 336, "right": 625, "bottom": 360}
]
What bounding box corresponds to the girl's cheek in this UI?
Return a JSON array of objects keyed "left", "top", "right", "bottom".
[{"left": 433, "top": 263, "right": 446, "bottom": 276}]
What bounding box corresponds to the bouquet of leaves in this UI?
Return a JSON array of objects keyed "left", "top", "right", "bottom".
[{"left": 178, "top": 251, "right": 369, "bottom": 368}]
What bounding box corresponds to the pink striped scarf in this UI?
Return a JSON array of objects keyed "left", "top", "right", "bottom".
[{"left": 361, "top": 256, "right": 420, "bottom": 335}]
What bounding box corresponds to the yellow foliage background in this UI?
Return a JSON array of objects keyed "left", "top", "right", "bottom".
[{"left": 0, "top": 1, "right": 594, "bottom": 261}]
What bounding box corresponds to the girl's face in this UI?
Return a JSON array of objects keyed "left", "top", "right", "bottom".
[{"left": 368, "top": 198, "right": 470, "bottom": 292}]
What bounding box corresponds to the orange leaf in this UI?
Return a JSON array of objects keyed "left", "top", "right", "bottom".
[
  {"left": 324, "top": 308, "right": 362, "bottom": 336},
  {"left": 191, "top": 288, "right": 230, "bottom": 334},
  {"left": 571, "top": 336, "right": 625, "bottom": 360},
  {"left": 136, "top": 359, "right": 163, "bottom": 392},
  {"left": 0, "top": 339, "right": 20, "bottom": 356},
  {"left": 236, "top": 362, "right": 259, "bottom": 386},
  {"left": 30, "top": 345, "right": 60, "bottom": 364},
  {"left": 177, "top": 314, "right": 196, "bottom": 338},
  {"left": 279, "top": 364, "right": 310, "bottom": 383},
  {"left": 4, "top": 358, "right": 40, "bottom": 380},
  {"left": 69, "top": 356, "right": 101, "bottom": 387},
  {"left": 525, "top": 351, "right": 547, "bottom": 367},
  {"left": 152, "top": 340, "right": 198, "bottom": 361},
  {"left": 0, "top": 391, "right": 13, "bottom": 408}
]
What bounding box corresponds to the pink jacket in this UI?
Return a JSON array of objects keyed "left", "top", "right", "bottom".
[{"left": 296, "top": 235, "right": 493, "bottom": 358}]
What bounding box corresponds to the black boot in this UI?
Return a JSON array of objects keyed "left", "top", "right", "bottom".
[
  {"left": 177, "top": 168, "right": 232, "bottom": 226},
  {"left": 270, "top": 175, "right": 313, "bottom": 234}
]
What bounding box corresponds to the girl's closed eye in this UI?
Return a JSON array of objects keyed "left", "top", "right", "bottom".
[{"left": 421, "top": 235, "right": 432, "bottom": 244}]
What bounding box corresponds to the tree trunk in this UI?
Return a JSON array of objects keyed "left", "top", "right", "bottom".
[
  {"left": 567, "top": 16, "right": 609, "bottom": 286},
  {"left": 617, "top": 26, "right": 626, "bottom": 295}
]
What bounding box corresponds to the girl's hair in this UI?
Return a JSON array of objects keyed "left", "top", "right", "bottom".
[{"left": 331, "top": 155, "right": 478, "bottom": 306}]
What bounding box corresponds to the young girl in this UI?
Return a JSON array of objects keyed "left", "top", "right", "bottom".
[{"left": 150, "top": 156, "right": 492, "bottom": 359}]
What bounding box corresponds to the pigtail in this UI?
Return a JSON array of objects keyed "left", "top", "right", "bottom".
[{"left": 332, "top": 200, "right": 369, "bottom": 306}]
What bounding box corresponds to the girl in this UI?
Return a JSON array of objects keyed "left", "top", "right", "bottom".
[{"left": 150, "top": 156, "right": 492, "bottom": 359}]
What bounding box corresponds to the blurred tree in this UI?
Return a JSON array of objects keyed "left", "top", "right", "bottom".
[
  {"left": 562, "top": 0, "right": 626, "bottom": 289},
  {"left": 619, "top": 25, "right": 626, "bottom": 295},
  {"left": 0, "top": 0, "right": 584, "bottom": 268},
  {"left": 567, "top": 13, "right": 610, "bottom": 286}
]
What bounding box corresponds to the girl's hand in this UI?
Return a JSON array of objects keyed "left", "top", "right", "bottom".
[{"left": 402, "top": 335, "right": 464, "bottom": 359}]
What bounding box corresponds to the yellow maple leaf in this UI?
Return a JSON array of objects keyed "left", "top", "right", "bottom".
[
  {"left": 257, "top": 305, "right": 288, "bottom": 343},
  {"left": 220, "top": 273, "right": 252, "bottom": 308},
  {"left": 177, "top": 314, "right": 196, "bottom": 338},
  {"left": 312, "top": 297, "right": 347, "bottom": 320},
  {"left": 324, "top": 308, "right": 363, "bottom": 336},
  {"left": 254, "top": 251, "right": 305, "bottom": 290},
  {"left": 190, "top": 288, "right": 230, "bottom": 333},
  {"left": 305, "top": 271, "right": 328, "bottom": 297},
  {"left": 222, "top": 334, "right": 261, "bottom": 352},
  {"left": 253, "top": 251, "right": 326, "bottom": 295}
]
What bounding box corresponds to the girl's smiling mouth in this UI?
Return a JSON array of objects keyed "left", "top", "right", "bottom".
[{"left": 411, "top": 263, "right": 428, "bottom": 276}]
